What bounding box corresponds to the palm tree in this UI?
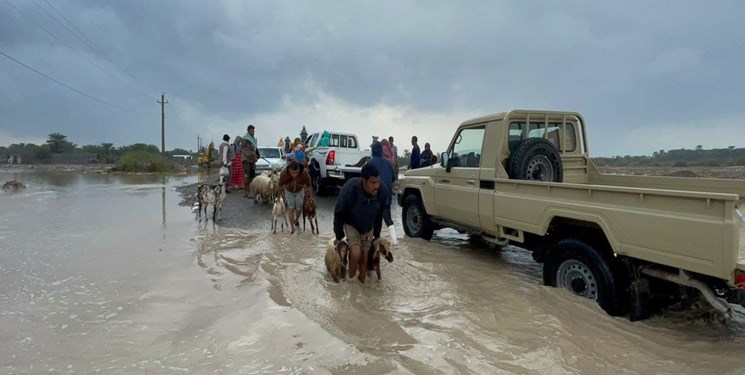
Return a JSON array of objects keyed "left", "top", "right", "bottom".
[
  {"left": 47, "top": 133, "right": 68, "bottom": 153},
  {"left": 101, "top": 143, "right": 114, "bottom": 163}
]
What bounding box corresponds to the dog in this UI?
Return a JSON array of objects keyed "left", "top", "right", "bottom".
[
  {"left": 302, "top": 192, "right": 319, "bottom": 234},
  {"left": 197, "top": 175, "right": 227, "bottom": 221},
  {"left": 325, "top": 238, "right": 350, "bottom": 283},
  {"left": 271, "top": 194, "right": 287, "bottom": 234},
  {"left": 365, "top": 237, "right": 393, "bottom": 282}
]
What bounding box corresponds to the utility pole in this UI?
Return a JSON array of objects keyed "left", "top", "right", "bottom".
[{"left": 157, "top": 93, "right": 168, "bottom": 159}]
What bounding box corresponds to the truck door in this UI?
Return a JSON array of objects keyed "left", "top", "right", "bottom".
[{"left": 434, "top": 125, "right": 485, "bottom": 228}]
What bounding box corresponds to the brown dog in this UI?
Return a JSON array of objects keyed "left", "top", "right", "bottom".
[
  {"left": 325, "top": 238, "right": 349, "bottom": 282},
  {"left": 303, "top": 192, "right": 319, "bottom": 234},
  {"left": 365, "top": 237, "right": 393, "bottom": 282}
]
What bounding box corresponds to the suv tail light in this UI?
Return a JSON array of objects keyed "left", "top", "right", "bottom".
[
  {"left": 326, "top": 150, "right": 336, "bottom": 165},
  {"left": 736, "top": 270, "right": 745, "bottom": 289}
]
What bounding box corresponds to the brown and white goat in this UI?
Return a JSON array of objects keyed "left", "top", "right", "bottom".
[
  {"left": 302, "top": 192, "right": 319, "bottom": 234},
  {"left": 197, "top": 175, "right": 227, "bottom": 221},
  {"left": 325, "top": 238, "right": 349, "bottom": 283},
  {"left": 365, "top": 237, "right": 393, "bottom": 282},
  {"left": 272, "top": 194, "right": 287, "bottom": 234}
]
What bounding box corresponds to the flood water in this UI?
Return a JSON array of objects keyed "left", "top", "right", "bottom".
[{"left": 3, "top": 169, "right": 745, "bottom": 374}]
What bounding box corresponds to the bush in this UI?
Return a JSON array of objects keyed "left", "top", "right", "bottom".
[{"left": 115, "top": 151, "right": 174, "bottom": 172}]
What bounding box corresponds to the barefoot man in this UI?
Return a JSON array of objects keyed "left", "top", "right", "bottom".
[{"left": 333, "top": 163, "right": 387, "bottom": 283}]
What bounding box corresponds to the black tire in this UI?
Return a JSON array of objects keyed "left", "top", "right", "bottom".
[
  {"left": 507, "top": 138, "right": 563, "bottom": 182},
  {"left": 402, "top": 195, "right": 434, "bottom": 240},
  {"left": 543, "top": 238, "right": 625, "bottom": 316}
]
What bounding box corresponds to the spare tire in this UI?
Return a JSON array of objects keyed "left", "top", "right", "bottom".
[{"left": 507, "top": 138, "right": 563, "bottom": 182}]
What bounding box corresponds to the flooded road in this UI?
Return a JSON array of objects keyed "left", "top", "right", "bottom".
[{"left": 3, "top": 169, "right": 745, "bottom": 374}]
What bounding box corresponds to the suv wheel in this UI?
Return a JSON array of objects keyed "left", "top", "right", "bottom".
[{"left": 402, "top": 195, "right": 434, "bottom": 240}]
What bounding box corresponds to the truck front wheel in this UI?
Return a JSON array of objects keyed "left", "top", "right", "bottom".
[
  {"left": 402, "top": 195, "right": 434, "bottom": 240},
  {"left": 543, "top": 238, "right": 625, "bottom": 316}
]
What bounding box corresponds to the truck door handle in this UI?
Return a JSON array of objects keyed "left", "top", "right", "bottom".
[
  {"left": 438, "top": 179, "right": 450, "bottom": 183},
  {"left": 467, "top": 180, "right": 475, "bottom": 186}
]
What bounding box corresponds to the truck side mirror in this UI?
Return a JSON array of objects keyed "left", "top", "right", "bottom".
[
  {"left": 440, "top": 152, "right": 448, "bottom": 168},
  {"left": 445, "top": 154, "right": 457, "bottom": 173}
]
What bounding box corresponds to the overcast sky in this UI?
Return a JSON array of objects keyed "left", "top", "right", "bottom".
[{"left": 1, "top": 1, "right": 744, "bottom": 157}]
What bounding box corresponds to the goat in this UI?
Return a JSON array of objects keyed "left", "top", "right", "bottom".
[
  {"left": 302, "top": 192, "right": 319, "bottom": 234},
  {"left": 250, "top": 175, "right": 275, "bottom": 204},
  {"left": 325, "top": 238, "right": 349, "bottom": 283},
  {"left": 197, "top": 174, "right": 227, "bottom": 221},
  {"left": 366, "top": 237, "right": 394, "bottom": 282},
  {"left": 272, "top": 194, "right": 288, "bottom": 234}
]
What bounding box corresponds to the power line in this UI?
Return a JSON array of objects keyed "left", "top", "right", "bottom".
[
  {"left": 4, "top": 0, "right": 122, "bottom": 81},
  {"left": 39, "top": 0, "right": 141, "bottom": 83},
  {"left": 0, "top": 49, "right": 152, "bottom": 115}
]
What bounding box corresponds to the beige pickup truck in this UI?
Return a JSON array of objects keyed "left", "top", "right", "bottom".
[{"left": 398, "top": 109, "right": 745, "bottom": 320}]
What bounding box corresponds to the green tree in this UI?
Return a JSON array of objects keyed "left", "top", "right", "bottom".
[{"left": 46, "top": 133, "right": 76, "bottom": 153}]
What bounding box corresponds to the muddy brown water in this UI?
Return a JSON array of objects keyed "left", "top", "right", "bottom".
[{"left": 2, "top": 169, "right": 745, "bottom": 374}]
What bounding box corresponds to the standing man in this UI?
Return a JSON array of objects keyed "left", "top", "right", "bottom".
[
  {"left": 219, "top": 134, "right": 232, "bottom": 191},
  {"left": 333, "top": 164, "right": 387, "bottom": 283},
  {"left": 242, "top": 124, "right": 260, "bottom": 198},
  {"left": 410, "top": 135, "right": 421, "bottom": 170},
  {"left": 389, "top": 136, "right": 399, "bottom": 177},
  {"left": 277, "top": 161, "right": 313, "bottom": 234},
  {"left": 366, "top": 141, "right": 397, "bottom": 245},
  {"left": 420, "top": 142, "right": 433, "bottom": 167}
]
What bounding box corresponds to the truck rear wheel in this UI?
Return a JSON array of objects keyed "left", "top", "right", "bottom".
[
  {"left": 402, "top": 195, "right": 434, "bottom": 240},
  {"left": 543, "top": 238, "right": 625, "bottom": 316},
  {"left": 507, "top": 138, "right": 563, "bottom": 182}
]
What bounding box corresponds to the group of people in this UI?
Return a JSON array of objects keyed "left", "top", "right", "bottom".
[
  {"left": 408, "top": 135, "right": 436, "bottom": 169},
  {"left": 218, "top": 124, "right": 260, "bottom": 197},
  {"left": 218, "top": 124, "right": 316, "bottom": 234},
  {"left": 214, "top": 126, "right": 434, "bottom": 282}
]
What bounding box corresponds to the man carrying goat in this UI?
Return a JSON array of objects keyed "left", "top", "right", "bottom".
[
  {"left": 333, "top": 163, "right": 387, "bottom": 283},
  {"left": 277, "top": 161, "right": 313, "bottom": 234}
]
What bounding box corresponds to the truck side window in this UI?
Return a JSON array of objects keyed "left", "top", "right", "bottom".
[
  {"left": 331, "top": 134, "right": 340, "bottom": 147},
  {"left": 348, "top": 137, "right": 357, "bottom": 149},
  {"left": 340, "top": 135, "right": 348, "bottom": 148},
  {"left": 563, "top": 123, "right": 577, "bottom": 152},
  {"left": 450, "top": 126, "right": 485, "bottom": 168}
]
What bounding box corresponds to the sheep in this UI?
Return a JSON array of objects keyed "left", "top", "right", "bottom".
[
  {"left": 197, "top": 174, "right": 227, "bottom": 221},
  {"left": 272, "top": 194, "right": 287, "bottom": 234},
  {"left": 250, "top": 175, "right": 275, "bottom": 204},
  {"left": 302, "top": 192, "right": 319, "bottom": 234},
  {"left": 325, "top": 238, "right": 349, "bottom": 283},
  {"left": 366, "top": 237, "right": 394, "bottom": 282}
]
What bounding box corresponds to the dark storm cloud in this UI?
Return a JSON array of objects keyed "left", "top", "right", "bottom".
[{"left": 1, "top": 1, "right": 745, "bottom": 155}]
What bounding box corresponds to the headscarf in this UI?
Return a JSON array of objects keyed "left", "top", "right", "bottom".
[{"left": 381, "top": 139, "right": 395, "bottom": 165}]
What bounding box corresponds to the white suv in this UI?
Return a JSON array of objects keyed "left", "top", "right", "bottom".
[{"left": 256, "top": 147, "right": 286, "bottom": 174}]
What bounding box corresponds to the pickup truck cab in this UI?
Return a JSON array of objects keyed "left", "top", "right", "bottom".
[
  {"left": 398, "top": 109, "right": 745, "bottom": 320},
  {"left": 306, "top": 131, "right": 368, "bottom": 195}
]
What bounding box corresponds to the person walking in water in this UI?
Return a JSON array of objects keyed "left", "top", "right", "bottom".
[
  {"left": 366, "top": 141, "right": 398, "bottom": 245},
  {"left": 333, "top": 163, "right": 387, "bottom": 282}
]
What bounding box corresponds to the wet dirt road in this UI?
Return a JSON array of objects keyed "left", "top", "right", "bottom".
[{"left": 3, "top": 170, "right": 745, "bottom": 374}]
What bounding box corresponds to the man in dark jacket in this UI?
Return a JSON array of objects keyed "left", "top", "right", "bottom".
[
  {"left": 333, "top": 163, "right": 387, "bottom": 283},
  {"left": 410, "top": 135, "right": 421, "bottom": 169}
]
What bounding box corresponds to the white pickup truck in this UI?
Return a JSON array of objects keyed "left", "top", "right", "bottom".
[{"left": 305, "top": 131, "right": 369, "bottom": 195}]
